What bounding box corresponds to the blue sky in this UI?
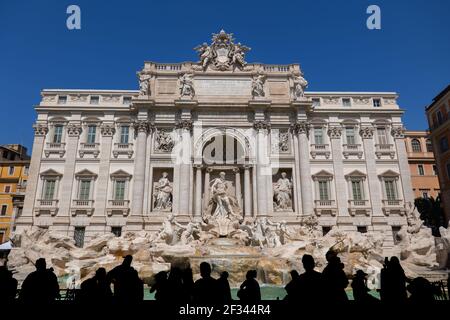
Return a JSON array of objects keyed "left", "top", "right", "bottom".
[{"left": 0, "top": 0, "right": 449, "bottom": 150}]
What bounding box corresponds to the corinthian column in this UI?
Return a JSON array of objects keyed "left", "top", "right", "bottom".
[
  {"left": 328, "top": 125, "right": 348, "bottom": 217},
  {"left": 233, "top": 167, "right": 242, "bottom": 208},
  {"left": 16, "top": 123, "right": 48, "bottom": 231},
  {"left": 391, "top": 126, "right": 415, "bottom": 208},
  {"left": 194, "top": 165, "right": 203, "bottom": 217},
  {"left": 293, "top": 121, "right": 314, "bottom": 215},
  {"left": 130, "top": 120, "right": 151, "bottom": 220},
  {"left": 203, "top": 167, "right": 212, "bottom": 209},
  {"left": 254, "top": 120, "right": 271, "bottom": 216},
  {"left": 243, "top": 165, "right": 252, "bottom": 217},
  {"left": 176, "top": 120, "right": 193, "bottom": 216}
]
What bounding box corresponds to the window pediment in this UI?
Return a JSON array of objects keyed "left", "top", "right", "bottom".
[
  {"left": 110, "top": 170, "right": 132, "bottom": 179},
  {"left": 40, "top": 169, "right": 62, "bottom": 178},
  {"left": 312, "top": 170, "right": 334, "bottom": 181},
  {"left": 378, "top": 170, "right": 399, "bottom": 178},
  {"left": 345, "top": 170, "right": 366, "bottom": 180},
  {"left": 75, "top": 169, "right": 98, "bottom": 179}
]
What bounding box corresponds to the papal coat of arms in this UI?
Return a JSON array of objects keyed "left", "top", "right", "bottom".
[{"left": 194, "top": 30, "right": 251, "bottom": 71}]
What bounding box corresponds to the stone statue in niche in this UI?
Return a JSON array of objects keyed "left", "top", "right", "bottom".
[
  {"left": 273, "top": 172, "right": 293, "bottom": 211},
  {"left": 203, "top": 171, "right": 242, "bottom": 236},
  {"left": 154, "top": 129, "right": 174, "bottom": 152},
  {"left": 153, "top": 172, "right": 173, "bottom": 211}
]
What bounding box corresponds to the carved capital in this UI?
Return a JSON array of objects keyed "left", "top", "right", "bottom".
[
  {"left": 33, "top": 123, "right": 49, "bottom": 136},
  {"left": 290, "top": 121, "right": 310, "bottom": 136},
  {"left": 206, "top": 167, "right": 214, "bottom": 173},
  {"left": 133, "top": 120, "right": 153, "bottom": 135},
  {"left": 327, "top": 126, "right": 342, "bottom": 139},
  {"left": 100, "top": 123, "right": 116, "bottom": 137},
  {"left": 232, "top": 167, "right": 240, "bottom": 174},
  {"left": 176, "top": 119, "right": 193, "bottom": 132},
  {"left": 391, "top": 126, "right": 405, "bottom": 139},
  {"left": 359, "top": 126, "right": 374, "bottom": 139},
  {"left": 253, "top": 120, "right": 271, "bottom": 133},
  {"left": 67, "top": 123, "right": 82, "bottom": 137}
]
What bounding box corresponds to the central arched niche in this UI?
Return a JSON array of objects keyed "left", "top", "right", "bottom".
[{"left": 202, "top": 134, "right": 246, "bottom": 165}]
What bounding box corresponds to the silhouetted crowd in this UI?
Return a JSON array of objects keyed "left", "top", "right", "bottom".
[{"left": 0, "top": 251, "right": 448, "bottom": 304}]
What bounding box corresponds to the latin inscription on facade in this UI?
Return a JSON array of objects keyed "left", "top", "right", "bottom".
[{"left": 194, "top": 78, "right": 251, "bottom": 96}]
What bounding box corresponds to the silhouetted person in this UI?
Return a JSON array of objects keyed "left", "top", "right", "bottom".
[
  {"left": 150, "top": 271, "right": 169, "bottom": 302},
  {"left": 238, "top": 270, "right": 261, "bottom": 302},
  {"left": 407, "top": 277, "right": 434, "bottom": 303},
  {"left": 107, "top": 255, "right": 143, "bottom": 303},
  {"left": 322, "top": 253, "right": 348, "bottom": 302},
  {"left": 297, "top": 255, "right": 325, "bottom": 303},
  {"left": 193, "top": 262, "right": 218, "bottom": 303},
  {"left": 351, "top": 270, "right": 378, "bottom": 303},
  {"left": 284, "top": 270, "right": 300, "bottom": 301},
  {"left": 19, "top": 258, "right": 60, "bottom": 303},
  {"left": 217, "top": 271, "right": 232, "bottom": 303},
  {"left": 379, "top": 257, "right": 389, "bottom": 301},
  {"left": 0, "top": 265, "right": 18, "bottom": 303},
  {"left": 182, "top": 267, "right": 194, "bottom": 302},
  {"left": 381, "top": 256, "right": 407, "bottom": 303},
  {"left": 79, "top": 268, "right": 112, "bottom": 303},
  {"left": 167, "top": 267, "right": 184, "bottom": 303}
]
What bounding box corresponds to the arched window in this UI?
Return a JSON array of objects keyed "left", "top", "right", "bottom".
[{"left": 411, "top": 139, "right": 422, "bottom": 152}]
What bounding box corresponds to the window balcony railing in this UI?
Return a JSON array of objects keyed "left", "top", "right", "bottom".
[
  {"left": 375, "top": 144, "right": 395, "bottom": 159},
  {"left": 108, "top": 199, "right": 130, "bottom": 207},
  {"left": 343, "top": 144, "right": 363, "bottom": 159},
  {"left": 44, "top": 142, "right": 66, "bottom": 158},
  {"left": 72, "top": 199, "right": 94, "bottom": 207},
  {"left": 46, "top": 142, "right": 66, "bottom": 149},
  {"left": 348, "top": 199, "right": 369, "bottom": 206},
  {"left": 38, "top": 199, "right": 58, "bottom": 207},
  {"left": 113, "top": 143, "right": 134, "bottom": 158},
  {"left": 310, "top": 144, "right": 331, "bottom": 159},
  {"left": 343, "top": 144, "right": 361, "bottom": 151},
  {"left": 314, "top": 199, "right": 335, "bottom": 207},
  {"left": 382, "top": 199, "right": 403, "bottom": 206},
  {"left": 79, "top": 143, "right": 100, "bottom": 158},
  {"left": 375, "top": 144, "right": 393, "bottom": 151}
]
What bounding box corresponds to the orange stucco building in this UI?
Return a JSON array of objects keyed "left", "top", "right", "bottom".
[
  {"left": 426, "top": 85, "right": 450, "bottom": 225},
  {"left": 404, "top": 131, "right": 440, "bottom": 199},
  {"left": 0, "top": 145, "right": 29, "bottom": 243}
]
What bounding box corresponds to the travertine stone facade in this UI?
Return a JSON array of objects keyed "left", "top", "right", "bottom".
[{"left": 16, "top": 31, "right": 414, "bottom": 250}]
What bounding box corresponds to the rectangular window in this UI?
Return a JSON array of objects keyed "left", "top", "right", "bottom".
[
  {"left": 114, "top": 180, "right": 126, "bottom": 200},
  {"left": 384, "top": 180, "right": 397, "bottom": 200},
  {"left": 392, "top": 226, "right": 402, "bottom": 244},
  {"left": 322, "top": 226, "right": 331, "bottom": 236},
  {"left": 74, "top": 227, "right": 85, "bottom": 248},
  {"left": 79, "top": 180, "right": 91, "bottom": 200},
  {"left": 373, "top": 98, "right": 381, "bottom": 107},
  {"left": 58, "top": 96, "right": 67, "bottom": 104},
  {"left": 22, "top": 180, "right": 27, "bottom": 187},
  {"left": 422, "top": 191, "right": 429, "bottom": 199},
  {"left": 87, "top": 125, "right": 97, "bottom": 144},
  {"left": 357, "top": 226, "right": 367, "bottom": 233},
  {"left": 314, "top": 128, "right": 324, "bottom": 145},
  {"left": 432, "top": 165, "right": 437, "bottom": 175},
  {"left": 441, "top": 137, "right": 449, "bottom": 152},
  {"left": 24, "top": 166, "right": 29, "bottom": 175},
  {"left": 426, "top": 140, "right": 433, "bottom": 152},
  {"left": 377, "top": 128, "right": 388, "bottom": 145},
  {"left": 312, "top": 98, "right": 320, "bottom": 107},
  {"left": 43, "top": 180, "right": 56, "bottom": 200},
  {"left": 342, "top": 98, "right": 351, "bottom": 107},
  {"left": 123, "top": 97, "right": 132, "bottom": 104},
  {"left": 4, "top": 185, "right": 11, "bottom": 193},
  {"left": 53, "top": 125, "right": 63, "bottom": 143},
  {"left": 90, "top": 96, "right": 99, "bottom": 104},
  {"left": 318, "top": 181, "right": 329, "bottom": 200},
  {"left": 1, "top": 205, "right": 7, "bottom": 216},
  {"left": 120, "top": 126, "right": 129, "bottom": 144},
  {"left": 418, "top": 165, "right": 425, "bottom": 176},
  {"left": 8, "top": 166, "right": 14, "bottom": 175},
  {"left": 351, "top": 180, "right": 363, "bottom": 200},
  {"left": 111, "top": 226, "right": 122, "bottom": 237},
  {"left": 345, "top": 127, "right": 356, "bottom": 145},
  {"left": 0, "top": 231, "right": 4, "bottom": 243}
]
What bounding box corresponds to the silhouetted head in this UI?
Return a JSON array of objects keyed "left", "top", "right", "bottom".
[
  {"left": 169, "top": 267, "right": 182, "bottom": 281},
  {"left": 95, "top": 268, "right": 107, "bottom": 280},
  {"left": 290, "top": 270, "right": 299, "bottom": 279},
  {"left": 302, "top": 254, "right": 315, "bottom": 271},
  {"left": 122, "top": 255, "right": 133, "bottom": 267},
  {"left": 220, "top": 271, "right": 229, "bottom": 280},
  {"left": 246, "top": 270, "right": 257, "bottom": 280},
  {"left": 35, "top": 258, "right": 46, "bottom": 271},
  {"left": 200, "top": 262, "right": 212, "bottom": 278},
  {"left": 355, "top": 270, "right": 367, "bottom": 279},
  {"left": 154, "top": 271, "right": 167, "bottom": 283},
  {"left": 325, "top": 250, "right": 337, "bottom": 262}
]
